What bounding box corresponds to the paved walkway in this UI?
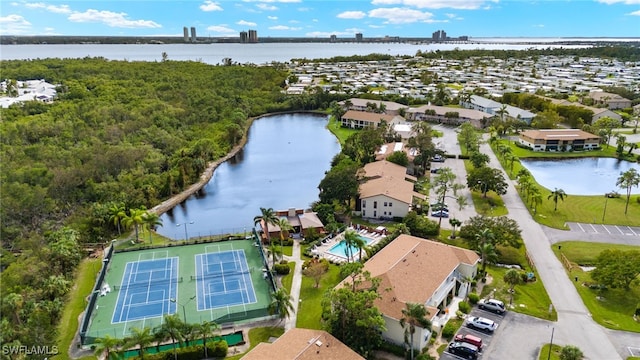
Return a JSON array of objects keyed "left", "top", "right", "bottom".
[{"left": 283, "top": 238, "right": 303, "bottom": 331}]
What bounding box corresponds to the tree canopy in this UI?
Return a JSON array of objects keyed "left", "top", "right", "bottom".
[
  {"left": 591, "top": 249, "right": 640, "bottom": 289},
  {"left": 459, "top": 215, "right": 523, "bottom": 249}
]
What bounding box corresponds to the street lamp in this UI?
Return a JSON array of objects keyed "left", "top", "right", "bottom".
[
  {"left": 547, "top": 326, "right": 555, "bottom": 360},
  {"left": 602, "top": 191, "right": 613, "bottom": 223},
  {"left": 176, "top": 221, "right": 195, "bottom": 241},
  {"left": 170, "top": 295, "right": 196, "bottom": 323}
]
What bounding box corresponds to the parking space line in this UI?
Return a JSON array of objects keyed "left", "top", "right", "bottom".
[
  {"left": 614, "top": 225, "right": 625, "bottom": 235},
  {"left": 602, "top": 225, "right": 612, "bottom": 234},
  {"left": 577, "top": 223, "right": 586, "bottom": 232},
  {"left": 628, "top": 226, "right": 638, "bottom": 236},
  {"left": 588, "top": 224, "right": 598, "bottom": 233}
]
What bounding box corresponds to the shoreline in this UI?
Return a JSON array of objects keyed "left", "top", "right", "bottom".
[{"left": 150, "top": 110, "right": 327, "bottom": 217}]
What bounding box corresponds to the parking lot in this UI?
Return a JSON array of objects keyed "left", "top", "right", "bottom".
[
  {"left": 567, "top": 222, "right": 640, "bottom": 236},
  {"left": 439, "top": 306, "right": 508, "bottom": 360}
]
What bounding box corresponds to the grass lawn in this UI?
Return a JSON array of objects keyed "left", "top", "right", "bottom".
[
  {"left": 225, "top": 326, "right": 284, "bottom": 360},
  {"left": 53, "top": 258, "right": 102, "bottom": 360},
  {"left": 281, "top": 261, "right": 296, "bottom": 294},
  {"left": 281, "top": 245, "right": 293, "bottom": 257},
  {"left": 327, "top": 116, "right": 357, "bottom": 145},
  {"left": 296, "top": 263, "right": 343, "bottom": 329},
  {"left": 551, "top": 241, "right": 640, "bottom": 332},
  {"left": 490, "top": 141, "right": 640, "bottom": 229},
  {"left": 538, "top": 344, "right": 562, "bottom": 360},
  {"left": 480, "top": 265, "right": 557, "bottom": 321},
  {"left": 499, "top": 138, "right": 634, "bottom": 161}
]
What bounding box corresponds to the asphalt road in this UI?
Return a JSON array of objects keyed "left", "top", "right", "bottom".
[{"left": 434, "top": 125, "right": 640, "bottom": 360}]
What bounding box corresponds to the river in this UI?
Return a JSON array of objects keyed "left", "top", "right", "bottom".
[{"left": 155, "top": 113, "right": 341, "bottom": 240}]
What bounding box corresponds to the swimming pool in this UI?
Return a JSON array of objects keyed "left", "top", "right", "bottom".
[{"left": 328, "top": 235, "right": 375, "bottom": 259}]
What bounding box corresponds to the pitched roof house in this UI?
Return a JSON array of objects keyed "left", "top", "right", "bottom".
[
  {"left": 337, "top": 234, "right": 480, "bottom": 351},
  {"left": 356, "top": 160, "right": 425, "bottom": 220},
  {"left": 588, "top": 91, "right": 632, "bottom": 110},
  {"left": 518, "top": 129, "right": 600, "bottom": 151},
  {"left": 341, "top": 110, "right": 403, "bottom": 129},
  {"left": 242, "top": 328, "right": 365, "bottom": 360},
  {"left": 461, "top": 95, "right": 535, "bottom": 124}
]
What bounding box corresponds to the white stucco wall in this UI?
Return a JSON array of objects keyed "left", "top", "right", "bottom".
[
  {"left": 382, "top": 315, "right": 431, "bottom": 352},
  {"left": 361, "top": 194, "right": 409, "bottom": 219}
]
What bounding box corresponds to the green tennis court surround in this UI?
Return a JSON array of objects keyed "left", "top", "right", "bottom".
[{"left": 81, "top": 238, "right": 273, "bottom": 345}]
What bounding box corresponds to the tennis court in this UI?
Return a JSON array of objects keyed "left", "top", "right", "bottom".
[
  {"left": 112, "top": 255, "right": 179, "bottom": 323},
  {"left": 82, "top": 238, "right": 274, "bottom": 345},
  {"left": 194, "top": 247, "right": 257, "bottom": 310}
]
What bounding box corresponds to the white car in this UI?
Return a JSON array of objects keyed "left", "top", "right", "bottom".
[
  {"left": 466, "top": 316, "right": 498, "bottom": 333},
  {"left": 478, "top": 298, "right": 506, "bottom": 314}
]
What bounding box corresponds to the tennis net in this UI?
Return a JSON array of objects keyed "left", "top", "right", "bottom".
[
  {"left": 191, "top": 269, "right": 251, "bottom": 281},
  {"left": 113, "top": 276, "right": 183, "bottom": 290}
]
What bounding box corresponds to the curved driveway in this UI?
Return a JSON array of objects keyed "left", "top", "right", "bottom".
[{"left": 436, "top": 125, "right": 639, "bottom": 360}]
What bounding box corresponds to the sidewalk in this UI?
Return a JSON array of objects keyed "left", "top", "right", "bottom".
[{"left": 283, "top": 238, "right": 303, "bottom": 331}]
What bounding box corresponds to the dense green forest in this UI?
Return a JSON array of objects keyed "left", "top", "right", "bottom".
[{"left": 0, "top": 58, "right": 351, "bottom": 355}]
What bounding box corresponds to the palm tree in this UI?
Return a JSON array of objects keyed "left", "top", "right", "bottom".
[
  {"left": 254, "top": 207, "right": 278, "bottom": 244},
  {"left": 193, "top": 321, "right": 219, "bottom": 359},
  {"left": 122, "top": 207, "right": 147, "bottom": 243},
  {"left": 274, "top": 217, "right": 293, "bottom": 253},
  {"left": 154, "top": 314, "right": 185, "bottom": 360},
  {"left": 352, "top": 234, "right": 367, "bottom": 262},
  {"left": 93, "top": 335, "right": 121, "bottom": 360},
  {"left": 477, "top": 242, "right": 498, "bottom": 274},
  {"left": 548, "top": 188, "right": 568, "bottom": 211},
  {"left": 474, "top": 228, "right": 494, "bottom": 248},
  {"left": 267, "top": 242, "right": 282, "bottom": 266},
  {"left": 400, "top": 302, "right": 431, "bottom": 360},
  {"left": 449, "top": 218, "right": 462, "bottom": 239},
  {"left": 616, "top": 168, "right": 640, "bottom": 215},
  {"left": 503, "top": 269, "right": 521, "bottom": 305},
  {"left": 531, "top": 192, "right": 543, "bottom": 214},
  {"left": 108, "top": 203, "right": 126, "bottom": 235},
  {"left": 268, "top": 288, "right": 294, "bottom": 323},
  {"left": 496, "top": 104, "right": 508, "bottom": 127},
  {"left": 142, "top": 211, "right": 163, "bottom": 244},
  {"left": 125, "top": 327, "right": 153, "bottom": 360},
  {"left": 342, "top": 229, "right": 360, "bottom": 262}
]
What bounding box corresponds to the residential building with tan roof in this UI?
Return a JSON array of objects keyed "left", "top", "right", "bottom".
[
  {"left": 407, "top": 104, "right": 490, "bottom": 128},
  {"left": 355, "top": 160, "right": 425, "bottom": 220},
  {"left": 258, "top": 208, "right": 325, "bottom": 242},
  {"left": 242, "top": 328, "right": 365, "bottom": 360},
  {"left": 518, "top": 129, "right": 600, "bottom": 151},
  {"left": 341, "top": 110, "right": 403, "bottom": 129},
  {"left": 341, "top": 98, "right": 409, "bottom": 115},
  {"left": 336, "top": 234, "right": 479, "bottom": 351},
  {"left": 588, "top": 91, "right": 632, "bottom": 110}
]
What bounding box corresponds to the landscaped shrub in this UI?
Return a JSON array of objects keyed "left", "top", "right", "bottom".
[
  {"left": 496, "top": 245, "right": 523, "bottom": 266},
  {"left": 441, "top": 321, "right": 457, "bottom": 340},
  {"left": 377, "top": 341, "right": 405, "bottom": 357},
  {"left": 458, "top": 301, "right": 471, "bottom": 314},
  {"left": 634, "top": 303, "right": 640, "bottom": 317},
  {"left": 416, "top": 353, "right": 434, "bottom": 360},
  {"left": 273, "top": 263, "right": 290, "bottom": 275},
  {"left": 207, "top": 340, "right": 228, "bottom": 358},
  {"left": 455, "top": 310, "right": 465, "bottom": 319},
  {"left": 468, "top": 293, "right": 479, "bottom": 305}
]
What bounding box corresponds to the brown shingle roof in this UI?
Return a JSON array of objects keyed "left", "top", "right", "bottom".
[
  {"left": 340, "top": 235, "right": 479, "bottom": 320},
  {"left": 359, "top": 160, "right": 424, "bottom": 203},
  {"left": 519, "top": 129, "right": 600, "bottom": 141},
  {"left": 341, "top": 110, "right": 395, "bottom": 124},
  {"left": 242, "top": 328, "right": 365, "bottom": 360}
]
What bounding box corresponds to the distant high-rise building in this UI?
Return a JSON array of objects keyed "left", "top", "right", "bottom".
[
  {"left": 330, "top": 34, "right": 337, "bottom": 42},
  {"left": 183, "top": 27, "right": 189, "bottom": 42},
  {"left": 190, "top": 27, "right": 197, "bottom": 42},
  {"left": 432, "top": 30, "right": 447, "bottom": 42},
  {"left": 240, "top": 31, "right": 248, "bottom": 43},
  {"left": 248, "top": 30, "right": 258, "bottom": 43},
  {"left": 355, "top": 33, "right": 363, "bottom": 42}
]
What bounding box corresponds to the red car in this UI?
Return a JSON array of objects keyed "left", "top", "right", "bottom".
[{"left": 454, "top": 333, "right": 483, "bottom": 351}]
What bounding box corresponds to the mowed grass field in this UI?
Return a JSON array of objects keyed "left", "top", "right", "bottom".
[{"left": 551, "top": 241, "right": 640, "bottom": 332}]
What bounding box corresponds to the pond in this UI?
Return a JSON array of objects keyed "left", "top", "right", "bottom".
[
  {"left": 156, "top": 113, "right": 341, "bottom": 240},
  {"left": 519, "top": 157, "right": 640, "bottom": 195}
]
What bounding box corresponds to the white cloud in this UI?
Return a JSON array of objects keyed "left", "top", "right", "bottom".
[
  {"left": 237, "top": 20, "right": 257, "bottom": 26},
  {"left": 368, "top": 7, "right": 435, "bottom": 24},
  {"left": 371, "top": 0, "right": 487, "bottom": 9},
  {"left": 24, "top": 2, "right": 72, "bottom": 14},
  {"left": 306, "top": 29, "right": 362, "bottom": 37},
  {"left": 267, "top": 15, "right": 278, "bottom": 20},
  {"left": 257, "top": 4, "right": 278, "bottom": 10},
  {"left": 297, "top": 7, "right": 311, "bottom": 11},
  {"left": 206, "top": 25, "right": 237, "bottom": 34},
  {"left": 337, "top": 11, "right": 367, "bottom": 19},
  {"left": 200, "top": 1, "right": 223, "bottom": 12},
  {"left": 627, "top": 9, "right": 640, "bottom": 15},
  {"left": 368, "top": 24, "right": 385, "bottom": 28},
  {"left": 68, "top": 9, "right": 161, "bottom": 28},
  {"left": 0, "top": 14, "right": 31, "bottom": 34},
  {"left": 597, "top": 0, "right": 640, "bottom": 4},
  {"left": 533, "top": 24, "right": 545, "bottom": 28},
  {"left": 269, "top": 25, "right": 302, "bottom": 30}
]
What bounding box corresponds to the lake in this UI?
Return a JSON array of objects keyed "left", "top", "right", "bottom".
[
  {"left": 520, "top": 157, "right": 640, "bottom": 195},
  {"left": 156, "top": 113, "right": 341, "bottom": 240},
  {"left": 0, "top": 41, "right": 593, "bottom": 65}
]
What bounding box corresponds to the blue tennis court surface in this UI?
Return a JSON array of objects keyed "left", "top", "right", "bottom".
[
  {"left": 195, "top": 250, "right": 257, "bottom": 310},
  {"left": 112, "top": 257, "right": 179, "bottom": 324}
]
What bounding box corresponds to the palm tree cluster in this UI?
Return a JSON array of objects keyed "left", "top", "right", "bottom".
[
  {"left": 94, "top": 314, "right": 220, "bottom": 360},
  {"left": 516, "top": 169, "right": 544, "bottom": 213},
  {"left": 108, "top": 203, "right": 163, "bottom": 243}
]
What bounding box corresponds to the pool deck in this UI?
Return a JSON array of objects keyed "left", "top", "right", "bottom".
[{"left": 310, "top": 228, "right": 386, "bottom": 263}]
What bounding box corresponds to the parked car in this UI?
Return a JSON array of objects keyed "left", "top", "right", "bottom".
[
  {"left": 431, "top": 210, "right": 449, "bottom": 218},
  {"left": 478, "top": 298, "right": 506, "bottom": 314},
  {"left": 448, "top": 341, "right": 479, "bottom": 359},
  {"left": 430, "top": 202, "right": 448, "bottom": 211},
  {"left": 430, "top": 168, "right": 441, "bottom": 174},
  {"left": 454, "top": 333, "right": 483, "bottom": 351},
  {"left": 466, "top": 316, "right": 498, "bottom": 333},
  {"left": 431, "top": 154, "right": 445, "bottom": 162}
]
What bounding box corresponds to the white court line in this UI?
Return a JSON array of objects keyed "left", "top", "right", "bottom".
[
  {"left": 588, "top": 224, "right": 599, "bottom": 233},
  {"left": 577, "top": 223, "right": 586, "bottom": 232},
  {"left": 614, "top": 225, "right": 625, "bottom": 235},
  {"left": 627, "top": 226, "right": 638, "bottom": 236}
]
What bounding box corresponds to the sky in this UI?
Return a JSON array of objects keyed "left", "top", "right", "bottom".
[{"left": 1, "top": 0, "right": 639, "bottom": 38}]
